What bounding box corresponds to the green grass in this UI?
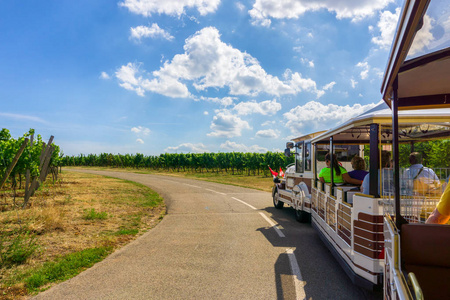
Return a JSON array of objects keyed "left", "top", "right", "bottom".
[
  {"left": 0, "top": 230, "right": 38, "bottom": 268},
  {"left": 23, "top": 247, "right": 112, "bottom": 292},
  {"left": 115, "top": 228, "right": 139, "bottom": 235},
  {"left": 83, "top": 208, "right": 108, "bottom": 220},
  {"left": 120, "top": 180, "right": 165, "bottom": 207}
]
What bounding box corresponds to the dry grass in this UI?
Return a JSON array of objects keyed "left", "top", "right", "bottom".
[
  {"left": 0, "top": 171, "right": 165, "bottom": 299},
  {"left": 66, "top": 166, "right": 275, "bottom": 192}
]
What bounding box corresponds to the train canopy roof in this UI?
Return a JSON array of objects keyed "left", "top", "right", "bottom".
[
  {"left": 311, "top": 102, "right": 450, "bottom": 144},
  {"left": 381, "top": 0, "right": 450, "bottom": 110},
  {"left": 291, "top": 130, "right": 327, "bottom": 143}
]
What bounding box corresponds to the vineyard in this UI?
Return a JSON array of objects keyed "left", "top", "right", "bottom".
[
  {"left": 0, "top": 128, "right": 61, "bottom": 207},
  {"left": 61, "top": 151, "right": 295, "bottom": 176}
]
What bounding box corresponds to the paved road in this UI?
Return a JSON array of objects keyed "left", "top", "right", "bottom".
[{"left": 34, "top": 170, "right": 380, "bottom": 300}]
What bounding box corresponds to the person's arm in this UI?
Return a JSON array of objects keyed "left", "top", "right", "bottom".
[
  {"left": 318, "top": 168, "right": 325, "bottom": 183},
  {"left": 343, "top": 173, "right": 362, "bottom": 185},
  {"left": 426, "top": 183, "right": 450, "bottom": 224},
  {"left": 426, "top": 208, "right": 450, "bottom": 224},
  {"left": 361, "top": 174, "right": 369, "bottom": 194}
]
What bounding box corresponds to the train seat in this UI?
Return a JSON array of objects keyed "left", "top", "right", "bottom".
[{"left": 400, "top": 223, "right": 450, "bottom": 300}]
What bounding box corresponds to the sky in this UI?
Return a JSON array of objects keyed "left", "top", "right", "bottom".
[{"left": 1, "top": 0, "right": 406, "bottom": 156}]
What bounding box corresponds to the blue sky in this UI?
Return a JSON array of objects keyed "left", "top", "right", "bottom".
[{"left": 1, "top": 0, "right": 404, "bottom": 155}]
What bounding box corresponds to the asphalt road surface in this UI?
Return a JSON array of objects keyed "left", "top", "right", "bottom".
[{"left": 33, "top": 170, "right": 381, "bottom": 300}]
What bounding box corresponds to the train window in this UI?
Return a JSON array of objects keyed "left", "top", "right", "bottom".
[
  {"left": 296, "top": 142, "right": 304, "bottom": 173},
  {"left": 305, "top": 142, "right": 312, "bottom": 171},
  {"left": 316, "top": 145, "right": 360, "bottom": 162}
]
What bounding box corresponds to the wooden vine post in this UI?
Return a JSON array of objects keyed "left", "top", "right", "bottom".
[
  {"left": 23, "top": 135, "right": 54, "bottom": 208},
  {"left": 24, "top": 134, "right": 34, "bottom": 201}
]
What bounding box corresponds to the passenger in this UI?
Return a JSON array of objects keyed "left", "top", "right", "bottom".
[
  {"left": 319, "top": 153, "right": 361, "bottom": 185},
  {"left": 426, "top": 183, "right": 450, "bottom": 224},
  {"left": 405, "top": 152, "right": 439, "bottom": 183},
  {"left": 348, "top": 156, "right": 368, "bottom": 182},
  {"left": 361, "top": 151, "right": 392, "bottom": 195}
]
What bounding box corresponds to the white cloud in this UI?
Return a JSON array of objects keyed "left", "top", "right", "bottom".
[
  {"left": 236, "top": 2, "right": 245, "bottom": 11},
  {"left": 371, "top": 8, "right": 400, "bottom": 49},
  {"left": 351, "top": 78, "right": 358, "bottom": 88},
  {"left": 116, "top": 27, "right": 322, "bottom": 98},
  {"left": 408, "top": 14, "right": 434, "bottom": 56},
  {"left": 131, "top": 126, "right": 151, "bottom": 135},
  {"left": 115, "top": 63, "right": 146, "bottom": 97},
  {"left": 220, "top": 141, "right": 267, "bottom": 153},
  {"left": 249, "top": 0, "right": 393, "bottom": 26},
  {"left": 165, "top": 143, "right": 209, "bottom": 153},
  {"left": 136, "top": 138, "right": 144, "bottom": 144},
  {"left": 233, "top": 99, "right": 281, "bottom": 116},
  {"left": 356, "top": 61, "right": 370, "bottom": 80},
  {"left": 130, "top": 24, "right": 174, "bottom": 41},
  {"left": 283, "top": 101, "right": 378, "bottom": 135},
  {"left": 100, "top": 72, "right": 110, "bottom": 80},
  {"left": 115, "top": 62, "right": 190, "bottom": 98},
  {"left": 283, "top": 69, "right": 325, "bottom": 98},
  {"left": 323, "top": 81, "right": 336, "bottom": 91},
  {"left": 300, "top": 58, "right": 314, "bottom": 68},
  {"left": 119, "top": 0, "right": 221, "bottom": 17},
  {"left": 261, "top": 120, "right": 276, "bottom": 126},
  {"left": 293, "top": 46, "right": 303, "bottom": 53},
  {"left": 0, "top": 113, "right": 46, "bottom": 124},
  {"left": 207, "top": 110, "right": 251, "bottom": 138},
  {"left": 198, "top": 96, "right": 236, "bottom": 107},
  {"left": 255, "top": 129, "right": 280, "bottom": 138},
  {"left": 203, "top": 111, "right": 209, "bottom": 115}
]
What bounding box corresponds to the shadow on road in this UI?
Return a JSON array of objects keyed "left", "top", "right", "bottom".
[{"left": 256, "top": 206, "right": 382, "bottom": 300}]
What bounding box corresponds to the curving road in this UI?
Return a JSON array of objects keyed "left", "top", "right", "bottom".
[{"left": 34, "top": 170, "right": 380, "bottom": 300}]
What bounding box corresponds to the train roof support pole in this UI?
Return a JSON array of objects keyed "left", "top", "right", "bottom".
[
  {"left": 314, "top": 143, "right": 318, "bottom": 188},
  {"left": 392, "top": 77, "right": 406, "bottom": 229},
  {"left": 369, "top": 124, "right": 380, "bottom": 197},
  {"left": 330, "top": 137, "right": 334, "bottom": 194}
]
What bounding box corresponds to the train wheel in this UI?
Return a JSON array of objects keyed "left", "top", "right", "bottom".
[
  {"left": 295, "top": 208, "right": 306, "bottom": 222},
  {"left": 273, "top": 190, "right": 284, "bottom": 209}
]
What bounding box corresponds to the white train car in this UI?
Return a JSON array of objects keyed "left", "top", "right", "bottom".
[
  {"left": 379, "top": 0, "right": 450, "bottom": 299},
  {"left": 308, "top": 103, "right": 450, "bottom": 291}
]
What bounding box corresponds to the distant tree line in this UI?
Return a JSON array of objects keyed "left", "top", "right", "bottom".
[
  {"left": 61, "top": 152, "right": 295, "bottom": 176},
  {"left": 60, "top": 140, "right": 450, "bottom": 177}
]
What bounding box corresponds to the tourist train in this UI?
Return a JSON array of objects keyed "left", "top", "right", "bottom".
[
  {"left": 273, "top": 0, "right": 450, "bottom": 298},
  {"left": 273, "top": 103, "right": 450, "bottom": 292}
]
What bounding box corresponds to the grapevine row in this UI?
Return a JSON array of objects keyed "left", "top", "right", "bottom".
[{"left": 61, "top": 152, "right": 295, "bottom": 176}]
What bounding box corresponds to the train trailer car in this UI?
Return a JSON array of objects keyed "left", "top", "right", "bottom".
[
  {"left": 309, "top": 103, "right": 450, "bottom": 291},
  {"left": 380, "top": 0, "right": 450, "bottom": 299}
]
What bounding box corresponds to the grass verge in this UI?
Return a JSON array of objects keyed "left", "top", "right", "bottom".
[
  {"left": 24, "top": 247, "right": 112, "bottom": 292},
  {"left": 0, "top": 171, "right": 165, "bottom": 299},
  {"left": 66, "top": 166, "right": 275, "bottom": 192}
]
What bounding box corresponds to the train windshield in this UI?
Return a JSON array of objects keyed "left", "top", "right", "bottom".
[
  {"left": 295, "top": 142, "right": 303, "bottom": 173},
  {"left": 406, "top": 0, "right": 450, "bottom": 60}
]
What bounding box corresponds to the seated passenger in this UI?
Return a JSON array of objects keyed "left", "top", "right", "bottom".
[
  {"left": 426, "top": 183, "right": 450, "bottom": 224},
  {"left": 319, "top": 153, "right": 361, "bottom": 185},
  {"left": 348, "top": 156, "right": 368, "bottom": 184},
  {"left": 404, "top": 152, "right": 440, "bottom": 195},
  {"left": 361, "top": 151, "right": 392, "bottom": 195}
]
